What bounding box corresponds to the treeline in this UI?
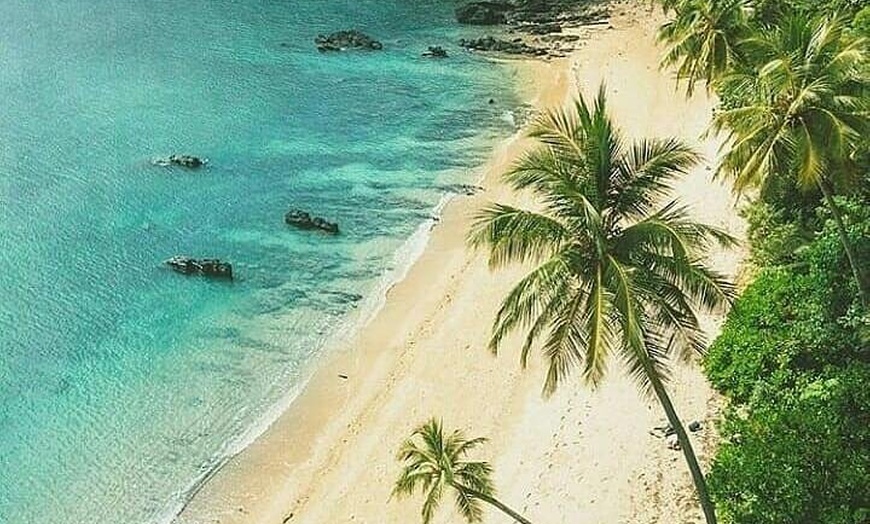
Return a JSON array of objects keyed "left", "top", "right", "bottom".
[{"left": 658, "top": 1, "right": 869, "bottom": 523}]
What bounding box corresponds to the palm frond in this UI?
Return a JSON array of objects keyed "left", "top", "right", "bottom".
[
  {"left": 488, "top": 253, "right": 573, "bottom": 356},
  {"left": 468, "top": 204, "right": 570, "bottom": 269},
  {"left": 612, "top": 137, "right": 700, "bottom": 219},
  {"left": 541, "top": 292, "right": 589, "bottom": 396},
  {"left": 453, "top": 487, "right": 485, "bottom": 523}
]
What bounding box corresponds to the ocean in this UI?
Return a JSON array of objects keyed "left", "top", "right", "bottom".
[{"left": 0, "top": 1, "right": 521, "bottom": 522}]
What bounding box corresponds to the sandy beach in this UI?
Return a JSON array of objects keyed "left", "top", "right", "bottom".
[{"left": 177, "top": 2, "right": 745, "bottom": 523}]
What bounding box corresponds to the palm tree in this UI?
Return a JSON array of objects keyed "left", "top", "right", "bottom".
[
  {"left": 393, "top": 418, "right": 533, "bottom": 524},
  {"left": 711, "top": 14, "right": 870, "bottom": 303},
  {"left": 657, "top": 0, "right": 751, "bottom": 95},
  {"left": 468, "top": 86, "right": 735, "bottom": 524}
]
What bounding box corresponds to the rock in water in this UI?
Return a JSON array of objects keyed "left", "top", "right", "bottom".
[
  {"left": 315, "top": 30, "right": 383, "bottom": 52},
  {"left": 152, "top": 154, "right": 206, "bottom": 168},
  {"left": 455, "top": 1, "right": 512, "bottom": 25},
  {"left": 422, "top": 46, "right": 448, "bottom": 58},
  {"left": 284, "top": 209, "right": 339, "bottom": 234},
  {"left": 165, "top": 256, "right": 233, "bottom": 279}
]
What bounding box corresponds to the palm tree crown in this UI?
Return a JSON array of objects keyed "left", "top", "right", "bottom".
[
  {"left": 393, "top": 419, "right": 531, "bottom": 524},
  {"left": 712, "top": 15, "right": 868, "bottom": 192},
  {"left": 658, "top": 0, "right": 751, "bottom": 95},
  {"left": 470, "top": 85, "right": 735, "bottom": 396}
]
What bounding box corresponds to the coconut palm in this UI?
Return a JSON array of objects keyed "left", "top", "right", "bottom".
[
  {"left": 658, "top": 0, "right": 751, "bottom": 95},
  {"left": 393, "top": 418, "right": 533, "bottom": 524},
  {"left": 711, "top": 14, "right": 870, "bottom": 303},
  {"left": 468, "top": 86, "right": 735, "bottom": 524}
]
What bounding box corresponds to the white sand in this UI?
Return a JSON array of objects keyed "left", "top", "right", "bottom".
[{"left": 177, "top": 2, "right": 744, "bottom": 523}]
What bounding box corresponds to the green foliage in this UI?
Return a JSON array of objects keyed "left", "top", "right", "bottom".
[
  {"left": 709, "top": 364, "right": 870, "bottom": 524},
  {"left": 658, "top": 0, "right": 751, "bottom": 94},
  {"left": 751, "top": 0, "right": 870, "bottom": 24},
  {"left": 855, "top": 6, "right": 870, "bottom": 35},
  {"left": 707, "top": 197, "right": 869, "bottom": 401},
  {"left": 742, "top": 202, "right": 807, "bottom": 266},
  {"left": 705, "top": 196, "right": 870, "bottom": 522}
]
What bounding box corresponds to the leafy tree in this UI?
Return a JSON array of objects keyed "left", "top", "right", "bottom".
[
  {"left": 855, "top": 6, "right": 870, "bottom": 35},
  {"left": 709, "top": 364, "right": 870, "bottom": 524},
  {"left": 393, "top": 419, "right": 533, "bottom": 524},
  {"left": 469, "top": 86, "right": 735, "bottom": 524},
  {"left": 711, "top": 14, "right": 870, "bottom": 303},
  {"left": 752, "top": 0, "right": 870, "bottom": 24},
  {"left": 705, "top": 198, "right": 870, "bottom": 523},
  {"left": 657, "top": 0, "right": 751, "bottom": 94}
]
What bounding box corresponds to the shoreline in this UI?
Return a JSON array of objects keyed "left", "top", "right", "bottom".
[
  {"left": 175, "top": 54, "right": 572, "bottom": 523},
  {"left": 176, "top": 2, "right": 745, "bottom": 523}
]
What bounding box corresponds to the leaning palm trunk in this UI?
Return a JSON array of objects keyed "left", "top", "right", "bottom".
[
  {"left": 644, "top": 360, "right": 718, "bottom": 524},
  {"left": 454, "top": 485, "right": 533, "bottom": 524},
  {"left": 817, "top": 179, "right": 869, "bottom": 306}
]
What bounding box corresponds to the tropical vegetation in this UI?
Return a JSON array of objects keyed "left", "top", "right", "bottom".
[
  {"left": 393, "top": 419, "right": 533, "bottom": 524},
  {"left": 468, "top": 85, "right": 735, "bottom": 524},
  {"left": 657, "top": 0, "right": 870, "bottom": 522}
]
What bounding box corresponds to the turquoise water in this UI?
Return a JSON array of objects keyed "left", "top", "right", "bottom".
[{"left": 0, "top": 2, "right": 521, "bottom": 522}]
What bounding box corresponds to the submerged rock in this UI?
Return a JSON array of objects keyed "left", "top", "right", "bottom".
[
  {"left": 153, "top": 154, "right": 206, "bottom": 169},
  {"left": 442, "top": 183, "right": 484, "bottom": 196},
  {"left": 284, "top": 209, "right": 339, "bottom": 234},
  {"left": 315, "top": 30, "right": 383, "bottom": 52},
  {"left": 165, "top": 256, "right": 233, "bottom": 279},
  {"left": 455, "top": 1, "right": 512, "bottom": 25},
  {"left": 422, "top": 46, "right": 449, "bottom": 58}
]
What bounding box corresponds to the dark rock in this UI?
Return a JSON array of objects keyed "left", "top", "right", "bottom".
[
  {"left": 455, "top": 1, "right": 512, "bottom": 25},
  {"left": 315, "top": 30, "right": 382, "bottom": 52},
  {"left": 153, "top": 154, "right": 206, "bottom": 169},
  {"left": 165, "top": 256, "right": 233, "bottom": 279},
  {"left": 170, "top": 154, "right": 204, "bottom": 168},
  {"left": 459, "top": 36, "right": 547, "bottom": 56},
  {"left": 442, "top": 183, "right": 484, "bottom": 196},
  {"left": 284, "top": 209, "right": 339, "bottom": 234},
  {"left": 688, "top": 421, "right": 703, "bottom": 432},
  {"left": 422, "top": 45, "right": 448, "bottom": 58}
]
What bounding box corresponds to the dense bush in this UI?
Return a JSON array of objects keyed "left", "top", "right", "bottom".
[
  {"left": 751, "top": 0, "right": 870, "bottom": 23},
  {"left": 855, "top": 6, "right": 870, "bottom": 34},
  {"left": 706, "top": 201, "right": 868, "bottom": 402},
  {"left": 705, "top": 196, "right": 870, "bottom": 523},
  {"left": 709, "top": 364, "right": 870, "bottom": 524}
]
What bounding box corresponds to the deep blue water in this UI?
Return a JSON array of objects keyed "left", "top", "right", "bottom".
[{"left": 0, "top": 2, "right": 520, "bottom": 522}]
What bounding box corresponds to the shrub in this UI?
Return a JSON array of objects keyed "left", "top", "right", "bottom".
[
  {"left": 709, "top": 364, "right": 870, "bottom": 524},
  {"left": 705, "top": 195, "right": 870, "bottom": 522}
]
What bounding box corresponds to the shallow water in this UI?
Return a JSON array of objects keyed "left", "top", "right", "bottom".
[{"left": 0, "top": 1, "right": 520, "bottom": 522}]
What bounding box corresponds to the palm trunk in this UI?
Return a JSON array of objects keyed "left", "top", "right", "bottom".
[
  {"left": 816, "top": 179, "right": 869, "bottom": 307},
  {"left": 455, "top": 485, "right": 534, "bottom": 524},
  {"left": 647, "top": 368, "right": 718, "bottom": 524}
]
